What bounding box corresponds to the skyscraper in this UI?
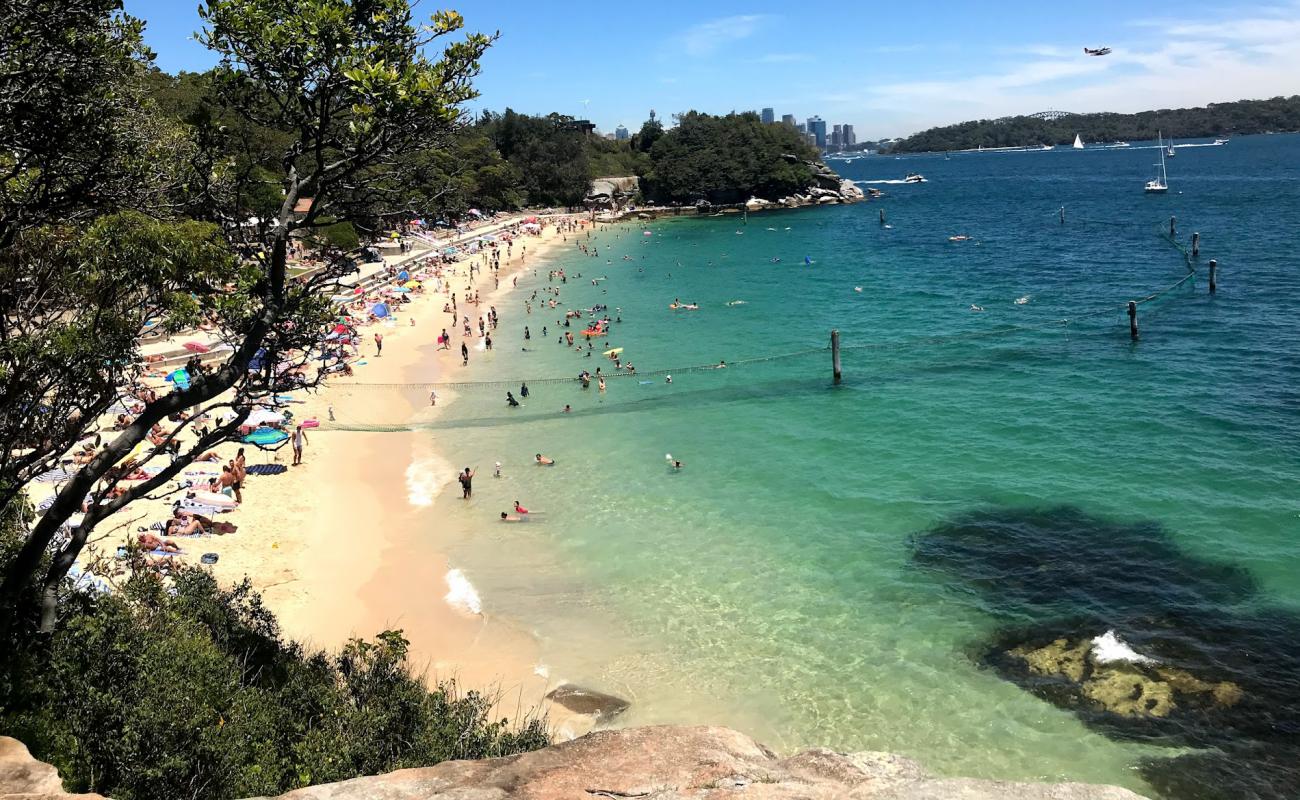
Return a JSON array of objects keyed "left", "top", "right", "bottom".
[
  {"left": 806, "top": 116, "right": 827, "bottom": 148},
  {"left": 831, "top": 124, "right": 843, "bottom": 149},
  {"left": 761, "top": 107, "right": 775, "bottom": 125},
  {"left": 614, "top": 124, "right": 629, "bottom": 141},
  {"left": 781, "top": 114, "right": 796, "bottom": 126},
  {"left": 843, "top": 124, "right": 856, "bottom": 147}
]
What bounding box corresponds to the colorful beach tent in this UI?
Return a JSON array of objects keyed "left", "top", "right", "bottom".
[
  {"left": 397, "top": 270, "right": 409, "bottom": 281},
  {"left": 370, "top": 302, "right": 390, "bottom": 318},
  {"left": 165, "top": 369, "right": 191, "bottom": 391}
]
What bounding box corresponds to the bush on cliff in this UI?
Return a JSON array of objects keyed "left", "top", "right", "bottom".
[{"left": 0, "top": 521, "right": 549, "bottom": 800}]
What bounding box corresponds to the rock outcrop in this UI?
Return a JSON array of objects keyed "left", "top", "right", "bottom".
[
  {"left": 0, "top": 737, "right": 104, "bottom": 799},
  {"left": 1005, "top": 636, "right": 1243, "bottom": 719},
  {"left": 2, "top": 727, "right": 1150, "bottom": 800}
]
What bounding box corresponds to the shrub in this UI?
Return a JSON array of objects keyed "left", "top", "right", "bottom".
[{"left": 0, "top": 553, "right": 549, "bottom": 800}]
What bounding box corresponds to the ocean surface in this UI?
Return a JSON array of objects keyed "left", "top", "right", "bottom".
[{"left": 346, "top": 134, "right": 1300, "bottom": 799}]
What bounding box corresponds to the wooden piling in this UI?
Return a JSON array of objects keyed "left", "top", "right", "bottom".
[
  {"left": 1059, "top": 206, "right": 1065, "bottom": 224},
  {"left": 879, "top": 208, "right": 885, "bottom": 225},
  {"left": 831, "top": 329, "right": 842, "bottom": 385},
  {"left": 1209, "top": 259, "right": 1217, "bottom": 294},
  {"left": 1191, "top": 232, "right": 1200, "bottom": 257},
  {"left": 1128, "top": 301, "right": 1139, "bottom": 341},
  {"left": 1169, "top": 216, "right": 1176, "bottom": 237}
]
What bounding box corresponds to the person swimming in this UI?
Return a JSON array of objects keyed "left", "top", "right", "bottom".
[
  {"left": 514, "top": 500, "right": 529, "bottom": 514},
  {"left": 500, "top": 512, "right": 524, "bottom": 522},
  {"left": 506, "top": 391, "right": 520, "bottom": 407},
  {"left": 535, "top": 453, "right": 555, "bottom": 466}
]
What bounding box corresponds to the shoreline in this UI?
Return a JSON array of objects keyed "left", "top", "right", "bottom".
[{"left": 261, "top": 219, "right": 579, "bottom": 717}]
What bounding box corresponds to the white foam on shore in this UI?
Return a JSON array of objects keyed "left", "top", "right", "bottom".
[
  {"left": 444, "top": 568, "right": 482, "bottom": 615},
  {"left": 1091, "top": 630, "right": 1158, "bottom": 665},
  {"left": 533, "top": 663, "right": 550, "bottom": 679},
  {"left": 405, "top": 458, "right": 439, "bottom": 507}
]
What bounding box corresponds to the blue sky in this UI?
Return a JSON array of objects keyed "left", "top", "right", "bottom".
[{"left": 124, "top": 0, "right": 1300, "bottom": 139}]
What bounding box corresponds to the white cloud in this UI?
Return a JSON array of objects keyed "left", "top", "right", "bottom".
[
  {"left": 838, "top": 2, "right": 1300, "bottom": 137},
  {"left": 678, "top": 14, "right": 769, "bottom": 57}
]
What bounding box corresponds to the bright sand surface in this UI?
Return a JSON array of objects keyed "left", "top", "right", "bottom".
[{"left": 87, "top": 216, "right": 583, "bottom": 727}]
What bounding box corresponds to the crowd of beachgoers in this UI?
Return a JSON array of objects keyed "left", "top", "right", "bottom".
[{"left": 33, "top": 211, "right": 590, "bottom": 594}]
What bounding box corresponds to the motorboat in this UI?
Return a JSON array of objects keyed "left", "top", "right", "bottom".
[{"left": 903, "top": 173, "right": 926, "bottom": 183}]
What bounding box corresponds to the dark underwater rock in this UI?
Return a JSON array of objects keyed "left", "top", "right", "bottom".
[{"left": 912, "top": 505, "right": 1300, "bottom": 800}]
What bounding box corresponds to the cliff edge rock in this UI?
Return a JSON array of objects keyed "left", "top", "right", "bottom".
[{"left": 2, "top": 726, "right": 1150, "bottom": 800}]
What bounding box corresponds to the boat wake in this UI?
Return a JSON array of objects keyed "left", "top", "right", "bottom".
[{"left": 856, "top": 179, "right": 922, "bottom": 186}]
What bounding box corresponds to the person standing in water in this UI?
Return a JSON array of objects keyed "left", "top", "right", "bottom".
[{"left": 458, "top": 466, "right": 475, "bottom": 499}]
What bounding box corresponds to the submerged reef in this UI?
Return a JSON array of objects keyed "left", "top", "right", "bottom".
[{"left": 912, "top": 505, "right": 1300, "bottom": 800}]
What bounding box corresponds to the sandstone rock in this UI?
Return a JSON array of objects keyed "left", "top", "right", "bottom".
[
  {"left": 839, "top": 180, "right": 865, "bottom": 200},
  {"left": 0, "top": 737, "right": 104, "bottom": 799},
  {"left": 249, "top": 725, "right": 1148, "bottom": 800},
  {"left": 544, "top": 685, "right": 630, "bottom": 724}
]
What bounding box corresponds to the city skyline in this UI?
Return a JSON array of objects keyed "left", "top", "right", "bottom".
[{"left": 122, "top": 0, "right": 1300, "bottom": 140}]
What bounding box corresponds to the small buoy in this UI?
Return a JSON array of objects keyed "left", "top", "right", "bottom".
[{"left": 854, "top": 286, "right": 863, "bottom": 293}]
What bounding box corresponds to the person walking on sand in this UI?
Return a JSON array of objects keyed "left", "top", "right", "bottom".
[
  {"left": 458, "top": 466, "right": 475, "bottom": 499},
  {"left": 291, "top": 423, "right": 308, "bottom": 466},
  {"left": 461, "top": 341, "right": 469, "bottom": 366},
  {"left": 374, "top": 332, "right": 383, "bottom": 356},
  {"left": 439, "top": 329, "right": 450, "bottom": 350},
  {"left": 429, "top": 389, "right": 438, "bottom": 406}
]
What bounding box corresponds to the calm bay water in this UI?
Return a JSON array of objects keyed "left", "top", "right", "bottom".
[{"left": 371, "top": 135, "right": 1299, "bottom": 798}]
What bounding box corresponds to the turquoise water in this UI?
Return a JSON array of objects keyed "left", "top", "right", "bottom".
[{"left": 352, "top": 135, "right": 1300, "bottom": 798}]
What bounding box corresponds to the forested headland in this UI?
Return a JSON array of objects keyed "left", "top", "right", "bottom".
[{"left": 887, "top": 96, "right": 1300, "bottom": 153}]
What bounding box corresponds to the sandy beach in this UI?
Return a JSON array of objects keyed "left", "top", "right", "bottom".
[{"left": 69, "top": 215, "right": 591, "bottom": 727}]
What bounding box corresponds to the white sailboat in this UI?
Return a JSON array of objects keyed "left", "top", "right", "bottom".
[
  {"left": 1145, "top": 131, "right": 1169, "bottom": 193},
  {"left": 1166, "top": 135, "right": 1176, "bottom": 158},
  {"left": 1073, "top": 133, "right": 1084, "bottom": 149}
]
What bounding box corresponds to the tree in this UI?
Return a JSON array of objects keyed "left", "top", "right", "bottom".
[
  {"left": 0, "top": 0, "right": 494, "bottom": 630},
  {"left": 633, "top": 116, "right": 664, "bottom": 153},
  {"left": 481, "top": 110, "right": 591, "bottom": 207},
  {"left": 643, "top": 111, "right": 818, "bottom": 204}
]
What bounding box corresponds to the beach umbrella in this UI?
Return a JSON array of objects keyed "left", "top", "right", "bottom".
[
  {"left": 371, "top": 302, "right": 390, "bottom": 318},
  {"left": 241, "top": 427, "right": 290, "bottom": 451},
  {"left": 165, "top": 369, "right": 191, "bottom": 391},
  {"left": 183, "top": 341, "right": 210, "bottom": 353},
  {"left": 397, "top": 270, "right": 409, "bottom": 281}
]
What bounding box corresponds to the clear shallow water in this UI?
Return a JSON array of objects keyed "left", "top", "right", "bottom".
[{"left": 346, "top": 135, "right": 1300, "bottom": 798}]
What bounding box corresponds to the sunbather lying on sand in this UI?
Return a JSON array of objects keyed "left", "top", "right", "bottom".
[
  {"left": 137, "top": 532, "right": 181, "bottom": 553},
  {"left": 166, "top": 510, "right": 208, "bottom": 537}
]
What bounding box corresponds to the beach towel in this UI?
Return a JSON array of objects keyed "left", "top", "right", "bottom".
[
  {"left": 177, "top": 498, "right": 229, "bottom": 516},
  {"left": 245, "top": 463, "right": 287, "bottom": 476},
  {"left": 148, "top": 548, "right": 184, "bottom": 557},
  {"left": 35, "top": 467, "right": 76, "bottom": 483}
]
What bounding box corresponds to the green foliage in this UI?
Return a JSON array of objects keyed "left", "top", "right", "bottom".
[
  {"left": 587, "top": 137, "right": 650, "bottom": 180},
  {"left": 643, "top": 111, "right": 819, "bottom": 204},
  {"left": 891, "top": 96, "right": 1300, "bottom": 153},
  {"left": 479, "top": 110, "right": 592, "bottom": 207},
  {"left": 321, "top": 221, "right": 361, "bottom": 251},
  {"left": 0, "top": 0, "right": 157, "bottom": 246},
  {"left": 0, "top": 548, "right": 549, "bottom": 800},
  {"left": 633, "top": 117, "right": 664, "bottom": 153}
]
